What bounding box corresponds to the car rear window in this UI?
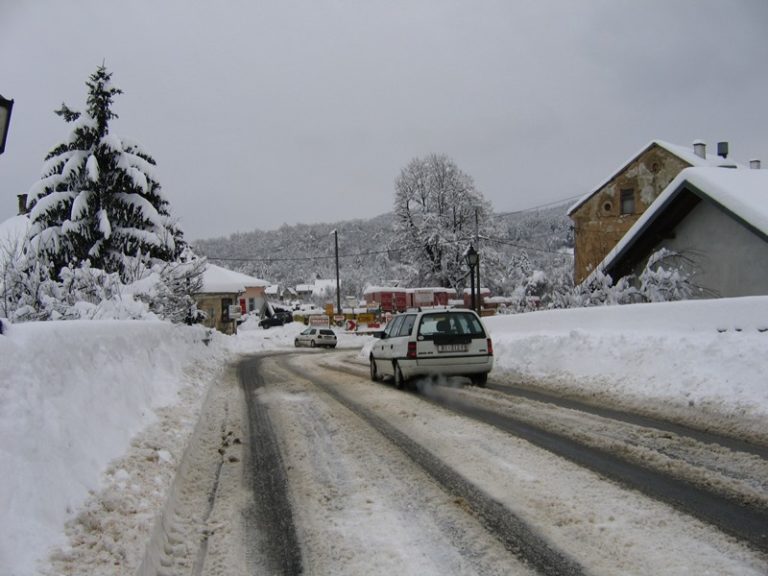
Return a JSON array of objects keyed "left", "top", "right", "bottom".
[
  {"left": 418, "top": 312, "right": 485, "bottom": 338},
  {"left": 319, "top": 329, "right": 335, "bottom": 336},
  {"left": 394, "top": 314, "right": 416, "bottom": 337}
]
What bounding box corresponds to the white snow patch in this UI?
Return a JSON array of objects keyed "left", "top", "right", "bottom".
[{"left": 0, "top": 295, "right": 766, "bottom": 573}]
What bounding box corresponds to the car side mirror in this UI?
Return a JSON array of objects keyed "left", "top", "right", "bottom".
[{"left": 373, "top": 331, "right": 385, "bottom": 339}]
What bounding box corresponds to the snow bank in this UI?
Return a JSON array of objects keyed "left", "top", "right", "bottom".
[
  {"left": 487, "top": 296, "right": 768, "bottom": 435},
  {"left": 0, "top": 320, "right": 226, "bottom": 575}
]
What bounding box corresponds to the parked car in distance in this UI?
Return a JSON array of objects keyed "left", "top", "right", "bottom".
[
  {"left": 274, "top": 308, "right": 293, "bottom": 323},
  {"left": 258, "top": 308, "right": 293, "bottom": 329},
  {"left": 369, "top": 308, "right": 493, "bottom": 388},
  {"left": 259, "top": 315, "right": 285, "bottom": 329},
  {"left": 295, "top": 327, "right": 337, "bottom": 348}
]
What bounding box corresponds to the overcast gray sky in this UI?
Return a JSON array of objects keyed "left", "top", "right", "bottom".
[{"left": 1, "top": 0, "right": 766, "bottom": 240}]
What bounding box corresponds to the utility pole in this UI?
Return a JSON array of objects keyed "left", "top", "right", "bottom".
[
  {"left": 332, "top": 229, "right": 341, "bottom": 315},
  {"left": 475, "top": 208, "right": 481, "bottom": 315}
]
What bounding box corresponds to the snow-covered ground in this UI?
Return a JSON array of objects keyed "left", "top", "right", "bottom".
[{"left": 1, "top": 296, "right": 767, "bottom": 575}]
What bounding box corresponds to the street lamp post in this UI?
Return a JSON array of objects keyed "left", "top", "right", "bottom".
[
  {"left": 464, "top": 245, "right": 478, "bottom": 313},
  {"left": 0, "top": 95, "right": 14, "bottom": 155}
]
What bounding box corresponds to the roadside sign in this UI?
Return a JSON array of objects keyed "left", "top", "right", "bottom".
[
  {"left": 414, "top": 289, "right": 433, "bottom": 306},
  {"left": 309, "top": 314, "right": 330, "bottom": 327},
  {"left": 345, "top": 319, "right": 357, "bottom": 332},
  {"left": 228, "top": 304, "right": 242, "bottom": 320}
]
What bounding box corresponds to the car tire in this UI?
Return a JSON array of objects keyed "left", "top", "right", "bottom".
[
  {"left": 470, "top": 373, "right": 488, "bottom": 387},
  {"left": 369, "top": 357, "right": 379, "bottom": 382},
  {"left": 393, "top": 362, "right": 406, "bottom": 390}
]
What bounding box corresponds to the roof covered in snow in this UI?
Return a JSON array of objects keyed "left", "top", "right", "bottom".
[
  {"left": 598, "top": 166, "right": 768, "bottom": 278},
  {"left": 0, "top": 214, "right": 29, "bottom": 239},
  {"left": 296, "top": 279, "right": 337, "bottom": 296},
  {"left": 364, "top": 286, "right": 408, "bottom": 294},
  {"left": 568, "top": 140, "right": 744, "bottom": 216},
  {"left": 0, "top": 215, "right": 30, "bottom": 265},
  {"left": 200, "top": 264, "right": 269, "bottom": 294}
]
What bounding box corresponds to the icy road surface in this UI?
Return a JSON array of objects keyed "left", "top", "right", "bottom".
[
  {"left": 130, "top": 350, "right": 766, "bottom": 576},
  {"left": 45, "top": 348, "right": 768, "bottom": 575}
]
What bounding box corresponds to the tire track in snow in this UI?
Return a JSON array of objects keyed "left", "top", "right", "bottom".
[
  {"left": 283, "top": 357, "right": 586, "bottom": 576},
  {"left": 238, "top": 356, "right": 303, "bottom": 575},
  {"left": 487, "top": 382, "right": 768, "bottom": 459},
  {"left": 333, "top": 356, "right": 768, "bottom": 552},
  {"left": 394, "top": 375, "right": 768, "bottom": 554}
]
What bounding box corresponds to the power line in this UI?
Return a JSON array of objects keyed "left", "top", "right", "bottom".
[
  {"left": 498, "top": 194, "right": 583, "bottom": 216},
  {"left": 484, "top": 236, "right": 572, "bottom": 256}
]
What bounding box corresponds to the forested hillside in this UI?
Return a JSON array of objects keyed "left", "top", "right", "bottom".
[{"left": 192, "top": 204, "right": 574, "bottom": 303}]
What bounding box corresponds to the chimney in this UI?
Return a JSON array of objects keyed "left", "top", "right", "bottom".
[
  {"left": 693, "top": 140, "right": 706, "bottom": 159},
  {"left": 717, "top": 141, "right": 729, "bottom": 159},
  {"left": 17, "top": 193, "right": 28, "bottom": 215},
  {"left": 750, "top": 159, "right": 762, "bottom": 170}
]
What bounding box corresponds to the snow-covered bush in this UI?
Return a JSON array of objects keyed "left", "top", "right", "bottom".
[
  {"left": 126, "top": 254, "right": 206, "bottom": 323},
  {"left": 638, "top": 248, "right": 695, "bottom": 302},
  {"left": 1, "top": 236, "right": 205, "bottom": 323},
  {"left": 563, "top": 248, "right": 694, "bottom": 309}
]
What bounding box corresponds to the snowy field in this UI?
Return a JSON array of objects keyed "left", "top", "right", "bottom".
[{"left": 1, "top": 296, "right": 767, "bottom": 574}]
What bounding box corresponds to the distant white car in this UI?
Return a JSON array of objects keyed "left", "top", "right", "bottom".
[
  {"left": 369, "top": 308, "right": 493, "bottom": 388},
  {"left": 294, "top": 327, "right": 337, "bottom": 348}
]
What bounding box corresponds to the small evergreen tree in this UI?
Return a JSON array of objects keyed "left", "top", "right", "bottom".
[{"left": 26, "top": 64, "right": 185, "bottom": 281}]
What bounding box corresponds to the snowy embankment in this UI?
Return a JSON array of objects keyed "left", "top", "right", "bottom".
[
  {"left": 1, "top": 296, "right": 767, "bottom": 574},
  {"left": 486, "top": 296, "right": 768, "bottom": 441},
  {"left": 0, "top": 321, "right": 231, "bottom": 575}
]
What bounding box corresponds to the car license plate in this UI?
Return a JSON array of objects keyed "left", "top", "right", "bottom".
[{"left": 438, "top": 344, "right": 467, "bottom": 353}]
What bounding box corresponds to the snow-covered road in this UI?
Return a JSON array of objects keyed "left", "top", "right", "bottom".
[
  {"left": 135, "top": 350, "right": 768, "bottom": 575},
  {"left": 3, "top": 297, "right": 768, "bottom": 575}
]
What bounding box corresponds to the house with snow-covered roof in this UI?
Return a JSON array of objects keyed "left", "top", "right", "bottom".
[
  {"left": 195, "top": 264, "right": 269, "bottom": 334},
  {"left": 0, "top": 214, "right": 29, "bottom": 267},
  {"left": 294, "top": 279, "right": 337, "bottom": 303},
  {"left": 568, "top": 140, "right": 745, "bottom": 284},
  {"left": 595, "top": 166, "right": 768, "bottom": 298}
]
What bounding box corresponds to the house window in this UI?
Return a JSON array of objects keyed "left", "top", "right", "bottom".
[
  {"left": 620, "top": 189, "right": 635, "bottom": 215},
  {"left": 248, "top": 298, "right": 255, "bottom": 312}
]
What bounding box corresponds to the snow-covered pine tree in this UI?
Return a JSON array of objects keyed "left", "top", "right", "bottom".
[{"left": 25, "top": 65, "right": 186, "bottom": 281}]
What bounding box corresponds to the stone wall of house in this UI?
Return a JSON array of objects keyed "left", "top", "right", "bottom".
[
  {"left": 571, "top": 144, "right": 690, "bottom": 283},
  {"left": 196, "top": 293, "right": 239, "bottom": 334}
]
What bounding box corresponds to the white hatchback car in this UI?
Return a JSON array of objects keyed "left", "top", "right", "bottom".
[
  {"left": 369, "top": 309, "right": 493, "bottom": 388},
  {"left": 295, "top": 327, "right": 337, "bottom": 348}
]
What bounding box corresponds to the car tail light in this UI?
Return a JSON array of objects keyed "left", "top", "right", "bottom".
[
  {"left": 407, "top": 342, "right": 417, "bottom": 359},
  {"left": 486, "top": 338, "right": 493, "bottom": 356}
]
